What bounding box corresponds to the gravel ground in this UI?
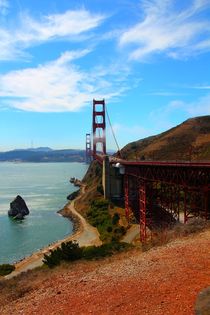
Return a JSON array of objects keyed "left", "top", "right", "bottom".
[{"left": 1, "top": 230, "right": 210, "bottom": 315}]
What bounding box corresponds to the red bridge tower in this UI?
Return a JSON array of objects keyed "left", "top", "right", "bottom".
[{"left": 92, "top": 99, "right": 106, "bottom": 156}]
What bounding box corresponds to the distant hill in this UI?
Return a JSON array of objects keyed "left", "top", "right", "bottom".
[
  {"left": 120, "top": 115, "right": 210, "bottom": 161},
  {"left": 26, "top": 147, "right": 53, "bottom": 152},
  {"left": 0, "top": 148, "right": 86, "bottom": 162}
]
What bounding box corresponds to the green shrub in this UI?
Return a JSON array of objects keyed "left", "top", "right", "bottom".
[
  {"left": 86, "top": 199, "right": 127, "bottom": 242},
  {"left": 0, "top": 264, "right": 15, "bottom": 276},
  {"left": 81, "top": 242, "right": 131, "bottom": 260},
  {"left": 112, "top": 212, "right": 120, "bottom": 225},
  {"left": 43, "top": 248, "right": 62, "bottom": 268},
  {"left": 82, "top": 245, "right": 111, "bottom": 259},
  {"left": 43, "top": 241, "right": 83, "bottom": 268},
  {"left": 97, "top": 184, "right": 104, "bottom": 195},
  {"left": 106, "top": 226, "right": 113, "bottom": 232},
  {"left": 60, "top": 241, "right": 83, "bottom": 261},
  {"left": 43, "top": 240, "right": 132, "bottom": 268}
]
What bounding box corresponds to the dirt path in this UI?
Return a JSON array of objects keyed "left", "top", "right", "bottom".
[
  {"left": 5, "top": 187, "right": 102, "bottom": 279},
  {"left": 121, "top": 224, "right": 140, "bottom": 243}
]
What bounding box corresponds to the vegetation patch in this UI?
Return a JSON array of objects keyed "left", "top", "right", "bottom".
[
  {"left": 86, "top": 199, "right": 126, "bottom": 242},
  {"left": 43, "top": 240, "right": 131, "bottom": 268},
  {"left": 0, "top": 264, "right": 15, "bottom": 276}
]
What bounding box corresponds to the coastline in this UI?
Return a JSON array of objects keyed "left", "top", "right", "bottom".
[
  {"left": 57, "top": 203, "right": 81, "bottom": 234},
  {"left": 5, "top": 187, "right": 102, "bottom": 279}
]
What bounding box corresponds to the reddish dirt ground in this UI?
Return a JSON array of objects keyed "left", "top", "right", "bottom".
[{"left": 1, "top": 230, "right": 210, "bottom": 315}]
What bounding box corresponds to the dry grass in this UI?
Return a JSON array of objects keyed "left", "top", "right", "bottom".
[
  {"left": 142, "top": 218, "right": 210, "bottom": 251},
  {"left": 121, "top": 115, "right": 210, "bottom": 161}
]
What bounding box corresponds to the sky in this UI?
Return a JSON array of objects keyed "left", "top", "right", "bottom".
[{"left": 0, "top": 0, "right": 210, "bottom": 152}]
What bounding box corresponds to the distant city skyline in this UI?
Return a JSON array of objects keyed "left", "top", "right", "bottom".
[{"left": 0, "top": 0, "right": 210, "bottom": 152}]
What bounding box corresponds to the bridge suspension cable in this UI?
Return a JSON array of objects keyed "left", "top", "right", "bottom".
[{"left": 105, "top": 105, "right": 122, "bottom": 158}]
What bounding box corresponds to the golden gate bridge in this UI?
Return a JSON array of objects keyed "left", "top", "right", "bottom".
[{"left": 86, "top": 99, "right": 210, "bottom": 241}]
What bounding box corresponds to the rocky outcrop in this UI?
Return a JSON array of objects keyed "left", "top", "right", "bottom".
[
  {"left": 67, "top": 190, "right": 79, "bottom": 201},
  {"left": 8, "top": 195, "right": 30, "bottom": 220},
  {"left": 69, "top": 178, "right": 82, "bottom": 187}
]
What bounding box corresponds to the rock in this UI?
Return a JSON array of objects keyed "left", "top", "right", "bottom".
[
  {"left": 69, "top": 177, "right": 82, "bottom": 187},
  {"left": 195, "top": 286, "right": 210, "bottom": 314},
  {"left": 67, "top": 190, "right": 79, "bottom": 201},
  {"left": 14, "top": 213, "right": 25, "bottom": 220},
  {"left": 8, "top": 195, "right": 30, "bottom": 220}
]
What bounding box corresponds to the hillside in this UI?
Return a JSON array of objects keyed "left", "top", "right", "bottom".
[
  {"left": 120, "top": 115, "right": 210, "bottom": 161},
  {"left": 0, "top": 148, "right": 85, "bottom": 162},
  {"left": 1, "top": 230, "right": 210, "bottom": 314}
]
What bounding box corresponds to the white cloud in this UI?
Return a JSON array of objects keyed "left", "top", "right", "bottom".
[
  {"left": 0, "top": 50, "right": 131, "bottom": 112},
  {"left": 119, "top": 0, "right": 210, "bottom": 60},
  {"left": 192, "top": 84, "right": 210, "bottom": 90},
  {"left": 147, "top": 91, "right": 187, "bottom": 96},
  {"left": 0, "top": 9, "right": 105, "bottom": 60},
  {"left": 17, "top": 10, "right": 105, "bottom": 43}
]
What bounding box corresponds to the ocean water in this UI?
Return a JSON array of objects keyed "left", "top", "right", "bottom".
[{"left": 0, "top": 162, "right": 88, "bottom": 264}]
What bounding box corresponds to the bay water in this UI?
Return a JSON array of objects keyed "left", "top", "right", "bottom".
[{"left": 0, "top": 162, "right": 88, "bottom": 264}]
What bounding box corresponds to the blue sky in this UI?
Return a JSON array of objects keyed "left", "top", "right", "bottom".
[{"left": 0, "top": 0, "right": 210, "bottom": 151}]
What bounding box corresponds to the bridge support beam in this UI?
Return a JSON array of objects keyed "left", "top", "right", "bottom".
[
  {"left": 139, "top": 180, "right": 147, "bottom": 242},
  {"left": 124, "top": 174, "right": 130, "bottom": 221},
  {"left": 102, "top": 155, "right": 110, "bottom": 199}
]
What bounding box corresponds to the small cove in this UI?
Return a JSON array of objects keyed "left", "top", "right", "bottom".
[{"left": 0, "top": 162, "right": 88, "bottom": 264}]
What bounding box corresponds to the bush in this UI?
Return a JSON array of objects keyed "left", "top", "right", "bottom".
[
  {"left": 43, "top": 240, "right": 132, "bottom": 267},
  {"left": 97, "top": 184, "right": 104, "bottom": 195},
  {"left": 0, "top": 264, "right": 15, "bottom": 276},
  {"left": 43, "top": 241, "right": 83, "bottom": 268},
  {"left": 112, "top": 212, "right": 120, "bottom": 225},
  {"left": 107, "top": 226, "right": 113, "bottom": 232},
  {"left": 86, "top": 199, "right": 127, "bottom": 242},
  {"left": 81, "top": 242, "right": 131, "bottom": 260},
  {"left": 60, "top": 241, "right": 83, "bottom": 261},
  {"left": 86, "top": 199, "right": 113, "bottom": 242},
  {"left": 43, "top": 248, "right": 62, "bottom": 268},
  {"left": 82, "top": 245, "right": 111, "bottom": 259}
]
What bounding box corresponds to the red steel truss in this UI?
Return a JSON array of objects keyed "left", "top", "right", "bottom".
[
  {"left": 139, "top": 179, "right": 146, "bottom": 242},
  {"left": 92, "top": 99, "right": 106, "bottom": 156},
  {"left": 123, "top": 163, "right": 210, "bottom": 241},
  {"left": 92, "top": 154, "right": 210, "bottom": 241},
  {"left": 124, "top": 174, "right": 130, "bottom": 221}
]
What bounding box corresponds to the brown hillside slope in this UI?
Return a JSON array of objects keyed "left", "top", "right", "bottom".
[
  {"left": 0, "top": 230, "right": 210, "bottom": 314},
  {"left": 121, "top": 115, "right": 210, "bottom": 161}
]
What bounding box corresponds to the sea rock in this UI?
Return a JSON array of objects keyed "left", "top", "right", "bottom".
[
  {"left": 14, "top": 213, "right": 25, "bottom": 220},
  {"left": 8, "top": 195, "right": 29, "bottom": 220}
]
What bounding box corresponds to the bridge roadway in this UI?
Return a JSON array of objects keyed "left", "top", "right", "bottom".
[{"left": 93, "top": 153, "right": 210, "bottom": 241}]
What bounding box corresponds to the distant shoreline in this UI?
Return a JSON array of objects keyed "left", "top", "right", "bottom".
[{"left": 0, "top": 148, "right": 86, "bottom": 163}]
